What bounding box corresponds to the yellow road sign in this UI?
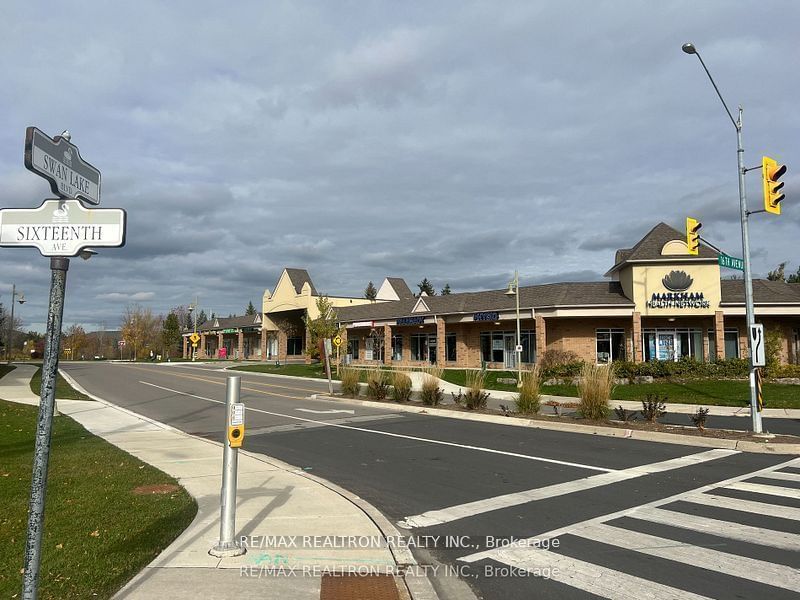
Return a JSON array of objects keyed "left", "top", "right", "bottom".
[
  {"left": 333, "top": 335, "right": 342, "bottom": 348},
  {"left": 189, "top": 333, "right": 200, "bottom": 344}
]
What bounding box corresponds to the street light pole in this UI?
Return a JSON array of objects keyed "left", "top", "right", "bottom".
[
  {"left": 6, "top": 284, "right": 26, "bottom": 364},
  {"left": 506, "top": 271, "right": 522, "bottom": 386},
  {"left": 682, "top": 42, "right": 762, "bottom": 434}
]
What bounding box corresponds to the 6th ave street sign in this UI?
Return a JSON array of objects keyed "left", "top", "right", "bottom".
[
  {"left": 718, "top": 253, "right": 745, "bottom": 271},
  {"left": 25, "top": 127, "right": 101, "bottom": 205},
  {"left": 0, "top": 199, "right": 125, "bottom": 256}
]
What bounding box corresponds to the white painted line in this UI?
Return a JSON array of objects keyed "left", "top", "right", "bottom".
[
  {"left": 630, "top": 506, "right": 800, "bottom": 551},
  {"left": 574, "top": 523, "right": 799, "bottom": 591},
  {"left": 681, "top": 493, "right": 800, "bottom": 521},
  {"left": 459, "top": 456, "right": 800, "bottom": 564},
  {"left": 401, "top": 449, "right": 738, "bottom": 528},
  {"left": 726, "top": 481, "right": 800, "bottom": 500},
  {"left": 137, "top": 380, "right": 615, "bottom": 472},
  {"left": 755, "top": 471, "right": 800, "bottom": 483},
  {"left": 296, "top": 408, "right": 355, "bottom": 415},
  {"left": 487, "top": 545, "right": 712, "bottom": 600}
]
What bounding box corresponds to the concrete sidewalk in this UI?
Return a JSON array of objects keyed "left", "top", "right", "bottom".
[{"left": 1, "top": 365, "right": 437, "bottom": 600}]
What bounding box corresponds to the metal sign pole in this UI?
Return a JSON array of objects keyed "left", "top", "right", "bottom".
[
  {"left": 324, "top": 338, "right": 334, "bottom": 395},
  {"left": 210, "top": 376, "right": 245, "bottom": 557},
  {"left": 22, "top": 257, "right": 69, "bottom": 600}
]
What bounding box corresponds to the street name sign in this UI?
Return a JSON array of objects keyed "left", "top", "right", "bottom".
[
  {"left": 0, "top": 199, "right": 126, "bottom": 257},
  {"left": 25, "top": 127, "right": 101, "bottom": 205},
  {"left": 718, "top": 253, "right": 744, "bottom": 271}
]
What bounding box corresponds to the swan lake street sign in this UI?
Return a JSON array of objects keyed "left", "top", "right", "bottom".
[
  {"left": 24, "top": 127, "right": 101, "bottom": 205},
  {"left": 0, "top": 199, "right": 126, "bottom": 256}
]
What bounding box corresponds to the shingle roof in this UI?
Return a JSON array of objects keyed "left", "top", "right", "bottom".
[
  {"left": 335, "top": 281, "right": 632, "bottom": 322},
  {"left": 385, "top": 277, "right": 415, "bottom": 300},
  {"left": 198, "top": 314, "right": 262, "bottom": 332},
  {"left": 606, "top": 222, "right": 717, "bottom": 275},
  {"left": 285, "top": 268, "right": 318, "bottom": 295},
  {"left": 720, "top": 280, "right": 800, "bottom": 304}
]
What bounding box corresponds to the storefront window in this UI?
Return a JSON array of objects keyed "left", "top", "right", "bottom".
[
  {"left": 287, "top": 336, "right": 303, "bottom": 355},
  {"left": 392, "top": 335, "right": 403, "bottom": 361},
  {"left": 347, "top": 338, "right": 359, "bottom": 360},
  {"left": 446, "top": 332, "right": 457, "bottom": 362},
  {"left": 643, "top": 328, "right": 702, "bottom": 362},
  {"left": 707, "top": 329, "right": 739, "bottom": 360},
  {"left": 596, "top": 329, "right": 625, "bottom": 363},
  {"left": 411, "top": 333, "right": 436, "bottom": 362},
  {"left": 480, "top": 331, "right": 535, "bottom": 364}
]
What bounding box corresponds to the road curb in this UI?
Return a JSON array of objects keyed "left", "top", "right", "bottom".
[
  {"left": 308, "top": 393, "right": 800, "bottom": 455},
  {"left": 58, "top": 368, "right": 442, "bottom": 600}
]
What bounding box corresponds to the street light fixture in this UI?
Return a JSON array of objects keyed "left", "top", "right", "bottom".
[
  {"left": 682, "top": 41, "right": 763, "bottom": 434},
  {"left": 5, "top": 284, "right": 25, "bottom": 364},
  {"left": 505, "top": 270, "right": 522, "bottom": 387}
]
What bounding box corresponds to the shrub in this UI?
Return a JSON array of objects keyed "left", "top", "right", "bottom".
[
  {"left": 613, "top": 405, "right": 636, "bottom": 422},
  {"left": 391, "top": 371, "right": 412, "bottom": 402},
  {"left": 462, "top": 369, "right": 490, "bottom": 410},
  {"left": 690, "top": 407, "right": 710, "bottom": 430},
  {"left": 366, "top": 368, "right": 389, "bottom": 401},
  {"left": 340, "top": 367, "right": 360, "bottom": 397},
  {"left": 515, "top": 365, "right": 541, "bottom": 415},
  {"left": 539, "top": 349, "right": 580, "bottom": 370},
  {"left": 770, "top": 363, "right": 800, "bottom": 378},
  {"left": 421, "top": 366, "right": 444, "bottom": 406},
  {"left": 577, "top": 363, "right": 614, "bottom": 420},
  {"left": 641, "top": 394, "right": 667, "bottom": 422}
]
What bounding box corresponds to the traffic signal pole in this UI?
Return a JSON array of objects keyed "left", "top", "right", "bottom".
[{"left": 735, "top": 107, "right": 763, "bottom": 434}]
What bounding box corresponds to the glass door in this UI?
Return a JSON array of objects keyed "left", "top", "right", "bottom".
[
  {"left": 657, "top": 333, "right": 676, "bottom": 361},
  {"left": 504, "top": 333, "right": 517, "bottom": 368},
  {"left": 427, "top": 335, "right": 437, "bottom": 364}
]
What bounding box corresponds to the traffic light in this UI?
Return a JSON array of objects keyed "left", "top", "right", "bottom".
[
  {"left": 763, "top": 156, "right": 787, "bottom": 215},
  {"left": 686, "top": 217, "right": 702, "bottom": 255}
]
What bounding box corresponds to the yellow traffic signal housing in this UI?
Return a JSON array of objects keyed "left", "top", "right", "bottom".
[
  {"left": 686, "top": 217, "right": 702, "bottom": 255},
  {"left": 763, "top": 156, "right": 787, "bottom": 215},
  {"left": 228, "top": 425, "right": 244, "bottom": 448}
]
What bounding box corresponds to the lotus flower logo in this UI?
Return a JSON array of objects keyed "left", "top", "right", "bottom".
[{"left": 662, "top": 270, "right": 693, "bottom": 292}]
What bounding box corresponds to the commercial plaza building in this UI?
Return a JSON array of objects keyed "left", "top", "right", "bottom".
[{"left": 184, "top": 223, "right": 800, "bottom": 367}]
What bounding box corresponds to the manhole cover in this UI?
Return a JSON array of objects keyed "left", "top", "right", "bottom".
[{"left": 320, "top": 573, "right": 400, "bottom": 600}]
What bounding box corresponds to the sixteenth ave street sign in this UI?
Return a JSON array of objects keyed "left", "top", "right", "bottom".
[
  {"left": 0, "top": 199, "right": 125, "bottom": 257},
  {"left": 24, "top": 127, "right": 101, "bottom": 205}
]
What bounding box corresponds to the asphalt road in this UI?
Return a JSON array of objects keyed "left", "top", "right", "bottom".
[{"left": 62, "top": 362, "right": 800, "bottom": 600}]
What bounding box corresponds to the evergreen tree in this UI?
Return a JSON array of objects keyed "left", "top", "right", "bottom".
[
  {"left": 161, "top": 313, "right": 181, "bottom": 359},
  {"left": 245, "top": 301, "right": 256, "bottom": 315},
  {"left": 364, "top": 281, "right": 377, "bottom": 300},
  {"left": 788, "top": 265, "right": 800, "bottom": 284},
  {"left": 417, "top": 278, "right": 436, "bottom": 296},
  {"left": 441, "top": 283, "right": 452, "bottom": 295},
  {"left": 197, "top": 309, "right": 207, "bottom": 326}
]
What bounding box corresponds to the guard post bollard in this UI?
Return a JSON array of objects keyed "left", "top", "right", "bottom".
[{"left": 209, "top": 375, "right": 246, "bottom": 557}]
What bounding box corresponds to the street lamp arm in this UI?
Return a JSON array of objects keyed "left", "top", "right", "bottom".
[{"left": 690, "top": 50, "right": 738, "bottom": 130}]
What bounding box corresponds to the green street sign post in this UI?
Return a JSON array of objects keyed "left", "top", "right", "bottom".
[{"left": 719, "top": 253, "right": 744, "bottom": 272}]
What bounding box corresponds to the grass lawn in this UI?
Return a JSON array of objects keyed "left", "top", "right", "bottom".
[
  {"left": 29, "top": 367, "right": 91, "bottom": 401},
  {"left": 440, "top": 368, "right": 800, "bottom": 409},
  {"left": 0, "top": 400, "right": 197, "bottom": 599},
  {"left": 232, "top": 363, "right": 334, "bottom": 379},
  {"left": 0, "top": 365, "right": 16, "bottom": 380}
]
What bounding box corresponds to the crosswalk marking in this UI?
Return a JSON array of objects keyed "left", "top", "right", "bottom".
[
  {"left": 490, "top": 545, "right": 713, "bottom": 600},
  {"left": 681, "top": 492, "right": 800, "bottom": 521},
  {"left": 400, "top": 449, "right": 739, "bottom": 528},
  {"left": 629, "top": 506, "right": 800, "bottom": 551},
  {"left": 572, "top": 523, "right": 800, "bottom": 591},
  {"left": 756, "top": 471, "right": 800, "bottom": 484},
  {"left": 726, "top": 481, "right": 800, "bottom": 500}
]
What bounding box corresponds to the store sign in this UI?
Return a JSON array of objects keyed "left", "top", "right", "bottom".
[
  {"left": 397, "top": 316, "right": 425, "bottom": 326},
  {"left": 222, "top": 328, "right": 236, "bottom": 333},
  {"left": 646, "top": 292, "right": 710, "bottom": 309},
  {"left": 473, "top": 311, "right": 499, "bottom": 322}
]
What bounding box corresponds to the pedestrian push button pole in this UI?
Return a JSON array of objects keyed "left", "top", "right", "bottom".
[{"left": 209, "top": 375, "right": 246, "bottom": 557}]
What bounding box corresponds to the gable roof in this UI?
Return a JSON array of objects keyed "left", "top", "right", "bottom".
[
  {"left": 385, "top": 277, "right": 414, "bottom": 300},
  {"left": 284, "top": 268, "right": 318, "bottom": 295},
  {"left": 606, "top": 222, "right": 717, "bottom": 275},
  {"left": 197, "top": 313, "right": 262, "bottom": 332},
  {"left": 335, "top": 281, "right": 633, "bottom": 323}
]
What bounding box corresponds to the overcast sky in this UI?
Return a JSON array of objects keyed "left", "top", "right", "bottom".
[{"left": 1, "top": 1, "right": 798, "bottom": 332}]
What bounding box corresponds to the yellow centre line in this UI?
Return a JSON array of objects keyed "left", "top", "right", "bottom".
[{"left": 120, "top": 365, "right": 312, "bottom": 401}]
